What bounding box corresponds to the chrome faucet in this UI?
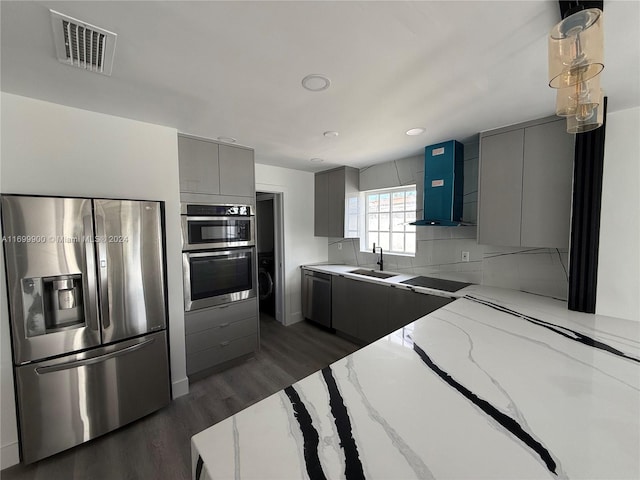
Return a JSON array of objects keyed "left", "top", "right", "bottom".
[{"left": 373, "top": 243, "right": 383, "bottom": 271}]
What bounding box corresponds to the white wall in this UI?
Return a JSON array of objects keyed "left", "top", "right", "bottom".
[
  {"left": 0, "top": 93, "right": 189, "bottom": 468},
  {"left": 255, "top": 164, "right": 327, "bottom": 325},
  {"left": 597, "top": 106, "right": 640, "bottom": 321}
]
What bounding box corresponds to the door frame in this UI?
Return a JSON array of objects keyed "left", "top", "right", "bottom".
[{"left": 256, "top": 191, "right": 285, "bottom": 324}]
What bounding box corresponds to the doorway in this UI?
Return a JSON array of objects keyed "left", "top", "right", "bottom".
[{"left": 256, "top": 192, "right": 284, "bottom": 324}]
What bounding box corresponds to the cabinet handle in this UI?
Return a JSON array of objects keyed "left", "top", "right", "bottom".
[
  {"left": 219, "top": 323, "right": 230, "bottom": 328},
  {"left": 220, "top": 341, "right": 230, "bottom": 347}
]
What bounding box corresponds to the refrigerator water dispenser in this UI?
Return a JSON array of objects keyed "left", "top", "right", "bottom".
[{"left": 42, "top": 274, "right": 85, "bottom": 331}]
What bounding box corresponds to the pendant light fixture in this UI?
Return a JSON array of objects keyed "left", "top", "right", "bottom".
[{"left": 548, "top": 6, "right": 604, "bottom": 133}]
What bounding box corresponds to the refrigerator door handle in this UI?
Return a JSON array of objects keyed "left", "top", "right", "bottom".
[
  {"left": 35, "top": 338, "right": 156, "bottom": 374},
  {"left": 83, "top": 215, "right": 100, "bottom": 332},
  {"left": 95, "top": 214, "right": 111, "bottom": 330}
]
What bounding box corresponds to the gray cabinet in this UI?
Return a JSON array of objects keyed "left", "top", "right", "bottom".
[
  {"left": 178, "top": 135, "right": 220, "bottom": 194},
  {"left": 478, "top": 117, "right": 574, "bottom": 248},
  {"left": 521, "top": 121, "right": 575, "bottom": 247},
  {"left": 314, "top": 174, "right": 329, "bottom": 237},
  {"left": 314, "top": 166, "right": 359, "bottom": 237},
  {"left": 477, "top": 129, "right": 523, "bottom": 247},
  {"left": 178, "top": 134, "right": 255, "bottom": 199},
  {"left": 219, "top": 144, "right": 255, "bottom": 197},
  {"left": 387, "top": 287, "right": 452, "bottom": 332},
  {"left": 332, "top": 276, "right": 389, "bottom": 343},
  {"left": 330, "top": 275, "right": 359, "bottom": 338},
  {"left": 330, "top": 276, "right": 451, "bottom": 344},
  {"left": 185, "top": 298, "right": 258, "bottom": 376}
]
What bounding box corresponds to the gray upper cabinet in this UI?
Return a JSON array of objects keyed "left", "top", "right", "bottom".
[
  {"left": 521, "top": 121, "right": 574, "bottom": 248},
  {"left": 478, "top": 117, "right": 574, "bottom": 248},
  {"left": 314, "top": 173, "right": 329, "bottom": 236},
  {"left": 178, "top": 134, "right": 255, "bottom": 199},
  {"left": 327, "top": 168, "right": 347, "bottom": 237},
  {"left": 477, "top": 129, "right": 523, "bottom": 247},
  {"left": 314, "top": 166, "right": 359, "bottom": 237},
  {"left": 178, "top": 135, "right": 220, "bottom": 195},
  {"left": 219, "top": 144, "right": 255, "bottom": 197}
]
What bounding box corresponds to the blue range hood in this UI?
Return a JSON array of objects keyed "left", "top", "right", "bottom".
[{"left": 411, "top": 140, "right": 464, "bottom": 226}]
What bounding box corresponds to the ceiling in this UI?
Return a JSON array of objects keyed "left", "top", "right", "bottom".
[{"left": 1, "top": 1, "right": 638, "bottom": 172}]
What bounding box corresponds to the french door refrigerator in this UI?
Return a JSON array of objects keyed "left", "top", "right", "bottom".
[{"left": 1, "top": 195, "right": 171, "bottom": 464}]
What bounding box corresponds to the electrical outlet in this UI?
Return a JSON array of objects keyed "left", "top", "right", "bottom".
[
  {"left": 337, "top": 243, "right": 342, "bottom": 250},
  {"left": 461, "top": 251, "right": 470, "bottom": 262}
]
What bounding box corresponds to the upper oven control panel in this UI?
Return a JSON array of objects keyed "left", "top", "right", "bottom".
[{"left": 183, "top": 204, "right": 252, "bottom": 216}]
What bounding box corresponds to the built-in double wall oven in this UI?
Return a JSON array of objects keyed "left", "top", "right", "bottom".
[{"left": 181, "top": 203, "right": 256, "bottom": 311}]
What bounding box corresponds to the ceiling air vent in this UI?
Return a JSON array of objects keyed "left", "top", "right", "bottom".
[{"left": 50, "top": 9, "right": 117, "bottom": 76}]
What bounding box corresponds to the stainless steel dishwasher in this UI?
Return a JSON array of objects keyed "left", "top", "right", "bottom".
[{"left": 302, "top": 269, "right": 332, "bottom": 328}]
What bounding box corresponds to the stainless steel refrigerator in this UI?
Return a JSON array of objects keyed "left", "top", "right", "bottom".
[{"left": 1, "top": 195, "right": 171, "bottom": 464}]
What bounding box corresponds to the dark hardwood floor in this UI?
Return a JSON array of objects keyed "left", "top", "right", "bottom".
[{"left": 1, "top": 314, "right": 359, "bottom": 480}]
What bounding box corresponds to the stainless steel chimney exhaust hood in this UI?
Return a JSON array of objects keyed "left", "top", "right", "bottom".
[{"left": 411, "top": 140, "right": 465, "bottom": 226}]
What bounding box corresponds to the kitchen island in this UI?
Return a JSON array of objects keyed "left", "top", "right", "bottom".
[{"left": 192, "top": 285, "right": 640, "bottom": 479}]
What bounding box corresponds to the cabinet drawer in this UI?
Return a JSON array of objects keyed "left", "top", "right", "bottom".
[
  {"left": 186, "top": 334, "right": 257, "bottom": 375},
  {"left": 186, "top": 316, "right": 257, "bottom": 354},
  {"left": 185, "top": 299, "right": 256, "bottom": 335}
]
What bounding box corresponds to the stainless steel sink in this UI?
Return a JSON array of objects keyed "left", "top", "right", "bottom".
[{"left": 348, "top": 268, "right": 397, "bottom": 279}]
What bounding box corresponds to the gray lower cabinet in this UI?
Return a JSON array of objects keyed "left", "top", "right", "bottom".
[
  {"left": 387, "top": 287, "right": 452, "bottom": 332},
  {"left": 478, "top": 116, "right": 574, "bottom": 248},
  {"left": 185, "top": 298, "right": 258, "bottom": 376},
  {"left": 332, "top": 276, "right": 389, "bottom": 343},
  {"left": 331, "top": 276, "right": 451, "bottom": 344},
  {"left": 303, "top": 271, "right": 454, "bottom": 344}
]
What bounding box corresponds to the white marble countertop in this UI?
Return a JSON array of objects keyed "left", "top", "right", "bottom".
[
  {"left": 192, "top": 286, "right": 640, "bottom": 480},
  {"left": 300, "top": 263, "right": 473, "bottom": 299}
]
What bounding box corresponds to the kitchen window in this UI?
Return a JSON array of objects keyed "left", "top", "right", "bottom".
[{"left": 364, "top": 186, "right": 417, "bottom": 255}]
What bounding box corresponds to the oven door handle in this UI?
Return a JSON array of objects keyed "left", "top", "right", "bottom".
[
  {"left": 184, "top": 216, "right": 251, "bottom": 222},
  {"left": 184, "top": 248, "right": 255, "bottom": 258},
  {"left": 182, "top": 252, "right": 193, "bottom": 312}
]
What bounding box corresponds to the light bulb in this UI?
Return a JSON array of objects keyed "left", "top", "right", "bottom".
[{"left": 575, "top": 103, "right": 595, "bottom": 122}]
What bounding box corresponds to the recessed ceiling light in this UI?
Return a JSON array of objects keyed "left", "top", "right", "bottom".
[
  {"left": 406, "top": 127, "right": 426, "bottom": 136},
  {"left": 217, "top": 136, "right": 237, "bottom": 143},
  {"left": 302, "top": 74, "right": 331, "bottom": 92},
  {"left": 323, "top": 131, "right": 339, "bottom": 137},
  {"left": 310, "top": 157, "right": 324, "bottom": 163}
]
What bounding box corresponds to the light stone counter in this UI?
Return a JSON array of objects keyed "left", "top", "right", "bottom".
[{"left": 192, "top": 286, "right": 640, "bottom": 480}]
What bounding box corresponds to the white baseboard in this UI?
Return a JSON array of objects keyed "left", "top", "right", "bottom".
[
  {"left": 172, "top": 376, "right": 189, "bottom": 399},
  {"left": 1, "top": 440, "right": 19, "bottom": 470}
]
